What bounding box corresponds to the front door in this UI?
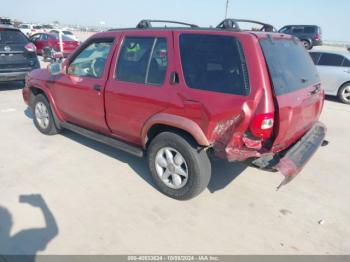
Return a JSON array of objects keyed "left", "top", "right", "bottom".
[{"left": 51, "top": 38, "right": 115, "bottom": 133}]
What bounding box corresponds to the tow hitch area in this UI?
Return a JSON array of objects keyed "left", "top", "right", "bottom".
[{"left": 274, "top": 122, "right": 327, "bottom": 190}]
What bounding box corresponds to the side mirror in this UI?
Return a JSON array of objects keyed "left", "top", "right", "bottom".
[{"left": 48, "top": 63, "right": 62, "bottom": 76}]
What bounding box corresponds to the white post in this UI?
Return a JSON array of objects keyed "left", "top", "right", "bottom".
[{"left": 59, "top": 31, "right": 63, "bottom": 53}]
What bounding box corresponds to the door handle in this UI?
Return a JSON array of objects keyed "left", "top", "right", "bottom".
[{"left": 93, "top": 84, "right": 102, "bottom": 91}]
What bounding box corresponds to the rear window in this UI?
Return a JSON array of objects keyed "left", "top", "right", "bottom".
[
  {"left": 0, "top": 29, "right": 28, "bottom": 44},
  {"left": 260, "top": 38, "right": 320, "bottom": 96},
  {"left": 179, "top": 34, "right": 250, "bottom": 96}
]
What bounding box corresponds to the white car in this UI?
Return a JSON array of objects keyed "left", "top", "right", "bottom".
[
  {"left": 18, "top": 24, "right": 43, "bottom": 36},
  {"left": 49, "top": 29, "right": 78, "bottom": 41},
  {"left": 310, "top": 50, "right": 350, "bottom": 104}
]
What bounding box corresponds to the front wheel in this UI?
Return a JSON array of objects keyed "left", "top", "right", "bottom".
[
  {"left": 338, "top": 84, "right": 350, "bottom": 104},
  {"left": 147, "top": 132, "right": 211, "bottom": 200},
  {"left": 32, "top": 94, "right": 59, "bottom": 135}
]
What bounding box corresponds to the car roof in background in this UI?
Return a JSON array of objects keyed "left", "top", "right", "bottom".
[{"left": 282, "top": 25, "right": 320, "bottom": 28}]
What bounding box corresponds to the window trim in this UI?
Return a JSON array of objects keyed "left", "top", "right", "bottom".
[
  {"left": 66, "top": 37, "right": 115, "bottom": 79},
  {"left": 115, "top": 36, "right": 169, "bottom": 86}
]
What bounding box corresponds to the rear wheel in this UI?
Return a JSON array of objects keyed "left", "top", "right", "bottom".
[
  {"left": 32, "top": 94, "right": 59, "bottom": 135},
  {"left": 338, "top": 83, "right": 350, "bottom": 104},
  {"left": 147, "top": 132, "right": 211, "bottom": 200},
  {"left": 302, "top": 40, "right": 312, "bottom": 50}
]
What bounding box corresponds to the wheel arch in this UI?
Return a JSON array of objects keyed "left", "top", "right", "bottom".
[{"left": 142, "top": 113, "right": 211, "bottom": 149}]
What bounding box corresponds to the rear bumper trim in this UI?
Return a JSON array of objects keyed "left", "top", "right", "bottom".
[{"left": 274, "top": 121, "right": 327, "bottom": 189}]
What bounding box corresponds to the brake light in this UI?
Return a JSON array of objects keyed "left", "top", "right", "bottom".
[
  {"left": 314, "top": 34, "right": 321, "bottom": 41},
  {"left": 24, "top": 43, "right": 36, "bottom": 52},
  {"left": 250, "top": 113, "right": 274, "bottom": 140}
]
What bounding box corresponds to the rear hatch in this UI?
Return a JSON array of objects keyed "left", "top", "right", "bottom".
[
  {"left": 260, "top": 36, "right": 324, "bottom": 152},
  {"left": 0, "top": 28, "right": 38, "bottom": 72}
]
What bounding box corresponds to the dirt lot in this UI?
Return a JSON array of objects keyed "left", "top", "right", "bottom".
[{"left": 0, "top": 71, "right": 350, "bottom": 254}]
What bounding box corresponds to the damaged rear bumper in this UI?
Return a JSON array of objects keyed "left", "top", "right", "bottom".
[{"left": 273, "top": 121, "right": 326, "bottom": 188}]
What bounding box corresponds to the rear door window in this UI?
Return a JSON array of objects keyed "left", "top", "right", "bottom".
[
  {"left": 179, "top": 34, "right": 249, "bottom": 96},
  {"left": 116, "top": 36, "right": 168, "bottom": 85},
  {"left": 318, "top": 53, "right": 344, "bottom": 66},
  {"left": 304, "top": 27, "right": 316, "bottom": 33},
  {"left": 260, "top": 38, "right": 320, "bottom": 95}
]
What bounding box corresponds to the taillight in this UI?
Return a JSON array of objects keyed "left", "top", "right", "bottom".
[
  {"left": 314, "top": 34, "right": 321, "bottom": 41},
  {"left": 250, "top": 113, "right": 274, "bottom": 140},
  {"left": 25, "top": 43, "right": 36, "bottom": 52}
]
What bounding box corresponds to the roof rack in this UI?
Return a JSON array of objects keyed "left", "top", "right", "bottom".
[
  {"left": 136, "top": 20, "right": 199, "bottom": 29},
  {"left": 216, "top": 19, "right": 276, "bottom": 32}
]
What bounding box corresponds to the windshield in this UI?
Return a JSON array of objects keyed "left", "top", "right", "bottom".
[
  {"left": 63, "top": 31, "right": 73, "bottom": 35},
  {"left": 260, "top": 38, "right": 320, "bottom": 95},
  {"left": 0, "top": 29, "right": 29, "bottom": 44}
]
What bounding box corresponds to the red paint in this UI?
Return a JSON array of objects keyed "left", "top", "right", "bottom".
[
  {"left": 30, "top": 33, "right": 79, "bottom": 56},
  {"left": 23, "top": 28, "right": 326, "bottom": 178}
]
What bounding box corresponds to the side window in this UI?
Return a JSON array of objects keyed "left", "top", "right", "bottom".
[
  {"left": 280, "top": 27, "right": 290, "bottom": 34},
  {"left": 318, "top": 53, "right": 344, "bottom": 66},
  {"left": 292, "top": 27, "right": 304, "bottom": 34},
  {"left": 304, "top": 27, "right": 316, "bottom": 34},
  {"left": 342, "top": 58, "right": 350, "bottom": 67},
  {"left": 180, "top": 34, "right": 249, "bottom": 96},
  {"left": 67, "top": 40, "right": 113, "bottom": 78},
  {"left": 310, "top": 52, "right": 321, "bottom": 65},
  {"left": 30, "top": 34, "right": 41, "bottom": 42},
  {"left": 41, "top": 34, "right": 48, "bottom": 41},
  {"left": 116, "top": 37, "right": 168, "bottom": 85}
]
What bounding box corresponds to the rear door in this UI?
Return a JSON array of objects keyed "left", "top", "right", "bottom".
[
  {"left": 0, "top": 28, "right": 36, "bottom": 72},
  {"left": 260, "top": 37, "right": 324, "bottom": 151}
]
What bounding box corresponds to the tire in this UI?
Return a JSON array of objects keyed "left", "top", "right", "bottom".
[
  {"left": 338, "top": 83, "right": 350, "bottom": 104},
  {"left": 147, "top": 132, "right": 211, "bottom": 200},
  {"left": 302, "top": 40, "right": 312, "bottom": 50},
  {"left": 32, "top": 94, "right": 59, "bottom": 135}
]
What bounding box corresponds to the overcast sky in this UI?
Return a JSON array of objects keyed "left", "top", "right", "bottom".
[{"left": 2, "top": 0, "right": 350, "bottom": 42}]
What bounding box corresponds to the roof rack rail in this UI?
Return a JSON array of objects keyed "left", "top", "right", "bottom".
[
  {"left": 136, "top": 20, "right": 199, "bottom": 29},
  {"left": 216, "top": 19, "right": 276, "bottom": 32}
]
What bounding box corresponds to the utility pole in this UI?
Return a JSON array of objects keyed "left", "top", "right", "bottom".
[{"left": 225, "top": 0, "right": 229, "bottom": 19}]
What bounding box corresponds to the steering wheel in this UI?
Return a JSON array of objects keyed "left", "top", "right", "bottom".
[{"left": 91, "top": 57, "right": 106, "bottom": 78}]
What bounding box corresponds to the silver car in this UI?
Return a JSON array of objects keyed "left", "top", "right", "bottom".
[{"left": 310, "top": 50, "right": 350, "bottom": 104}]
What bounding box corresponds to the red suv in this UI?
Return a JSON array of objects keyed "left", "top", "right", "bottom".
[{"left": 22, "top": 19, "right": 326, "bottom": 200}]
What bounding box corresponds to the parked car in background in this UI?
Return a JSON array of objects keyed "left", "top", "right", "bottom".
[
  {"left": 30, "top": 33, "right": 79, "bottom": 59},
  {"left": 18, "top": 24, "right": 42, "bottom": 37},
  {"left": 41, "top": 24, "right": 54, "bottom": 33},
  {"left": 0, "top": 24, "right": 40, "bottom": 82},
  {"left": 310, "top": 50, "right": 350, "bottom": 104},
  {"left": 50, "top": 29, "right": 78, "bottom": 41},
  {"left": 279, "top": 25, "right": 322, "bottom": 50},
  {"left": 23, "top": 19, "right": 326, "bottom": 200}
]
